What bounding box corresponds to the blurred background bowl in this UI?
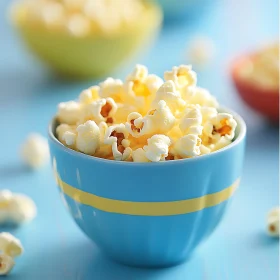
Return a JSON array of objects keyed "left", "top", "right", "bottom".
[
  {"left": 48, "top": 107, "right": 246, "bottom": 268},
  {"left": 11, "top": 3, "right": 162, "bottom": 80},
  {"left": 231, "top": 56, "right": 279, "bottom": 123}
]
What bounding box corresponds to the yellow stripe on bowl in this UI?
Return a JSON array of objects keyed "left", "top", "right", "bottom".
[{"left": 56, "top": 174, "right": 239, "bottom": 216}]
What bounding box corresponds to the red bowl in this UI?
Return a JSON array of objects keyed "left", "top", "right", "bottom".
[{"left": 231, "top": 56, "right": 279, "bottom": 122}]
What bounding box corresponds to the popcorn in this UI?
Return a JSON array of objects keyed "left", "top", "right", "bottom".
[
  {"left": 104, "top": 124, "right": 131, "bottom": 160},
  {"left": 81, "top": 97, "right": 117, "bottom": 124},
  {"left": 200, "top": 106, "right": 218, "bottom": 124},
  {"left": 0, "top": 233, "right": 23, "bottom": 276},
  {"left": 143, "top": 135, "right": 171, "bottom": 162},
  {"left": 152, "top": 81, "right": 186, "bottom": 114},
  {"left": 200, "top": 144, "right": 211, "bottom": 155},
  {"left": 20, "top": 133, "right": 49, "bottom": 169},
  {"left": 179, "top": 105, "right": 203, "bottom": 136},
  {"left": 132, "top": 148, "right": 150, "bottom": 162},
  {"left": 99, "top": 78, "right": 124, "bottom": 102},
  {"left": 124, "top": 64, "right": 163, "bottom": 111},
  {"left": 76, "top": 120, "right": 100, "bottom": 155},
  {"left": 14, "top": 0, "right": 146, "bottom": 35},
  {"left": 114, "top": 104, "right": 138, "bottom": 124},
  {"left": 8, "top": 194, "right": 37, "bottom": 224},
  {"left": 40, "top": 2, "right": 65, "bottom": 29},
  {"left": 62, "top": 131, "right": 76, "bottom": 147},
  {"left": 66, "top": 13, "right": 91, "bottom": 37},
  {"left": 267, "top": 207, "right": 279, "bottom": 237},
  {"left": 126, "top": 100, "right": 175, "bottom": 137},
  {"left": 0, "top": 254, "right": 14, "bottom": 276},
  {"left": 164, "top": 65, "right": 197, "bottom": 99},
  {"left": 57, "top": 101, "right": 82, "bottom": 125},
  {"left": 172, "top": 134, "right": 201, "bottom": 158},
  {"left": 189, "top": 87, "right": 218, "bottom": 108},
  {"left": 79, "top": 86, "right": 99, "bottom": 104},
  {"left": 203, "top": 113, "right": 237, "bottom": 143},
  {"left": 187, "top": 37, "right": 216, "bottom": 68},
  {"left": 0, "top": 233, "right": 23, "bottom": 258},
  {"left": 210, "top": 137, "right": 232, "bottom": 152},
  {"left": 0, "top": 190, "right": 36, "bottom": 225},
  {"left": 56, "top": 124, "right": 76, "bottom": 147},
  {"left": 55, "top": 65, "right": 237, "bottom": 161}
]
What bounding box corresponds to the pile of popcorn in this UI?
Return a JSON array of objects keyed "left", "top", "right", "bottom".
[
  {"left": 239, "top": 44, "right": 279, "bottom": 90},
  {"left": 56, "top": 65, "right": 237, "bottom": 162},
  {"left": 12, "top": 0, "right": 146, "bottom": 36}
]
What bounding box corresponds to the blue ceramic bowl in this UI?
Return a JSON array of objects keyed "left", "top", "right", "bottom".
[{"left": 48, "top": 107, "right": 246, "bottom": 267}]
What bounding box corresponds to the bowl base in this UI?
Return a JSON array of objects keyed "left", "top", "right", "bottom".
[{"left": 105, "top": 253, "right": 192, "bottom": 268}]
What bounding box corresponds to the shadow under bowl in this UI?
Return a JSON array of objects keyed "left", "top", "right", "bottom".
[{"left": 48, "top": 107, "right": 246, "bottom": 267}]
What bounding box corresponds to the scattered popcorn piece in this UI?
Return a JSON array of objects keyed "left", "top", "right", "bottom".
[
  {"left": 179, "top": 105, "right": 203, "bottom": 136},
  {"left": 0, "top": 190, "right": 36, "bottom": 225},
  {"left": 0, "top": 191, "right": 12, "bottom": 224},
  {"left": 8, "top": 194, "right": 37, "bottom": 224},
  {"left": 79, "top": 86, "right": 100, "bottom": 104},
  {"left": 132, "top": 148, "right": 150, "bottom": 162},
  {"left": 57, "top": 101, "right": 82, "bottom": 125},
  {"left": 21, "top": 133, "right": 49, "bottom": 169},
  {"left": 152, "top": 80, "right": 186, "bottom": 114},
  {"left": 172, "top": 134, "right": 201, "bottom": 158},
  {"left": 76, "top": 120, "right": 101, "bottom": 155},
  {"left": 267, "top": 207, "right": 280, "bottom": 237},
  {"left": 164, "top": 65, "right": 197, "bottom": 99},
  {"left": 143, "top": 135, "right": 171, "bottom": 162},
  {"left": 0, "top": 254, "right": 14, "bottom": 276},
  {"left": 0, "top": 232, "right": 23, "bottom": 258},
  {"left": 187, "top": 37, "right": 216, "bottom": 68}
]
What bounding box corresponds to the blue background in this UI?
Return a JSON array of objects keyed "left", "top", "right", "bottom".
[{"left": 0, "top": 0, "right": 279, "bottom": 279}]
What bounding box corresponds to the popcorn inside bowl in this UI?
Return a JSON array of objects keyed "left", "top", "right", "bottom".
[{"left": 55, "top": 65, "right": 238, "bottom": 162}]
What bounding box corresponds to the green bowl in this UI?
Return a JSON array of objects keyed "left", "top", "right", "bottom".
[{"left": 11, "top": 3, "right": 162, "bottom": 79}]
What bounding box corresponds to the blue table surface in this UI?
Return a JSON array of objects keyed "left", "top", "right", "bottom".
[{"left": 0, "top": 0, "right": 279, "bottom": 279}]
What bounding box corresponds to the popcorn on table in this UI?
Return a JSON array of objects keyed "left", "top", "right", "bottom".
[
  {"left": 267, "top": 207, "right": 280, "bottom": 237},
  {"left": 186, "top": 37, "right": 216, "bottom": 68},
  {"left": 0, "top": 232, "right": 23, "bottom": 275},
  {"left": 20, "top": 133, "right": 50, "bottom": 169},
  {"left": 55, "top": 64, "right": 237, "bottom": 162},
  {"left": 0, "top": 190, "right": 36, "bottom": 225}
]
